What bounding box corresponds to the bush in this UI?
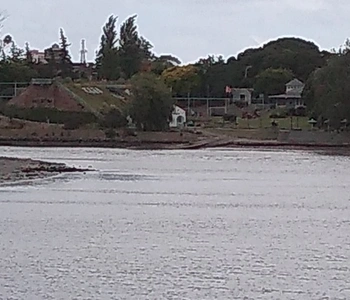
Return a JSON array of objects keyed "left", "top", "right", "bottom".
[
  {"left": 270, "top": 109, "right": 288, "bottom": 119},
  {"left": 0, "top": 105, "right": 97, "bottom": 125},
  {"left": 223, "top": 114, "right": 237, "bottom": 123},
  {"left": 105, "top": 128, "right": 118, "bottom": 139},
  {"left": 99, "top": 108, "right": 127, "bottom": 129}
]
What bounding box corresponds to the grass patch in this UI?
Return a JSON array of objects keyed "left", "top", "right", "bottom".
[
  {"left": 206, "top": 112, "right": 310, "bottom": 130},
  {"left": 65, "top": 82, "right": 128, "bottom": 112}
]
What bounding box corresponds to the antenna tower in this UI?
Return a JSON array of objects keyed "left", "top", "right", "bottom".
[{"left": 80, "top": 39, "right": 88, "bottom": 64}]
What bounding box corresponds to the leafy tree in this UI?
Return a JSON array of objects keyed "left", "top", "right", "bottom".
[
  {"left": 151, "top": 54, "right": 181, "bottom": 75},
  {"left": 129, "top": 73, "right": 174, "bottom": 131},
  {"left": 101, "top": 108, "right": 127, "bottom": 128},
  {"left": 9, "top": 40, "right": 24, "bottom": 62},
  {"left": 162, "top": 65, "right": 200, "bottom": 96},
  {"left": 254, "top": 68, "right": 294, "bottom": 96},
  {"left": 185, "top": 37, "right": 329, "bottom": 98},
  {"left": 0, "top": 62, "right": 38, "bottom": 82},
  {"left": 304, "top": 53, "right": 350, "bottom": 128},
  {"left": 119, "top": 15, "right": 153, "bottom": 79},
  {"left": 96, "top": 15, "right": 120, "bottom": 80}
]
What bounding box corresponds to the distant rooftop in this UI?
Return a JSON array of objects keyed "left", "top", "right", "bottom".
[{"left": 286, "top": 78, "right": 304, "bottom": 86}]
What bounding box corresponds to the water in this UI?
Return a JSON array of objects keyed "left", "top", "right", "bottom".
[{"left": 0, "top": 147, "right": 350, "bottom": 299}]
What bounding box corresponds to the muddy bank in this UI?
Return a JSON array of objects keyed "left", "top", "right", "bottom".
[
  {"left": 0, "top": 157, "right": 93, "bottom": 184},
  {"left": 0, "top": 136, "right": 349, "bottom": 151}
]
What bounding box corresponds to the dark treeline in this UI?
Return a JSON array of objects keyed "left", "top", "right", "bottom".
[{"left": 1, "top": 11, "right": 350, "bottom": 126}]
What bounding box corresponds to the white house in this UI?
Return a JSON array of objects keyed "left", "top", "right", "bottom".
[
  {"left": 286, "top": 78, "right": 305, "bottom": 94},
  {"left": 269, "top": 78, "right": 305, "bottom": 107},
  {"left": 169, "top": 105, "right": 186, "bottom": 128}
]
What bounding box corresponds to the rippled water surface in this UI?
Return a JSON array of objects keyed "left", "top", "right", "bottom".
[{"left": 1, "top": 147, "right": 350, "bottom": 299}]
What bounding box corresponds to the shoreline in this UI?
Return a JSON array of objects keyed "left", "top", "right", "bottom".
[
  {"left": 0, "top": 137, "right": 349, "bottom": 151},
  {"left": 0, "top": 157, "right": 94, "bottom": 185}
]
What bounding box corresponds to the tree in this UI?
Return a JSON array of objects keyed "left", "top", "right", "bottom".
[
  {"left": 162, "top": 65, "right": 200, "bottom": 96},
  {"left": 59, "top": 28, "right": 71, "bottom": 62},
  {"left": 304, "top": 54, "right": 350, "bottom": 128},
  {"left": 151, "top": 54, "right": 181, "bottom": 75},
  {"left": 254, "top": 68, "right": 294, "bottom": 97},
  {"left": 96, "top": 15, "right": 120, "bottom": 80},
  {"left": 129, "top": 73, "right": 174, "bottom": 131},
  {"left": 9, "top": 40, "right": 24, "bottom": 62},
  {"left": 59, "top": 28, "right": 72, "bottom": 77},
  {"left": 119, "top": 15, "right": 153, "bottom": 79},
  {"left": 25, "top": 42, "right": 32, "bottom": 63},
  {"left": 101, "top": 107, "right": 127, "bottom": 128},
  {"left": 0, "top": 62, "right": 38, "bottom": 82}
]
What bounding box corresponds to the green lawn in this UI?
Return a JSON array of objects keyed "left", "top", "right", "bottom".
[
  {"left": 65, "top": 83, "right": 127, "bottom": 112},
  {"left": 206, "top": 113, "right": 311, "bottom": 130}
]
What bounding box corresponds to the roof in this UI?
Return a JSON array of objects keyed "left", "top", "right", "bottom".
[
  {"left": 286, "top": 78, "right": 304, "bottom": 87},
  {"left": 269, "top": 94, "right": 301, "bottom": 99}
]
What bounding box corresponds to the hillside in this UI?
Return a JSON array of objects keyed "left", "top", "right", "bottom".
[{"left": 63, "top": 82, "right": 131, "bottom": 114}]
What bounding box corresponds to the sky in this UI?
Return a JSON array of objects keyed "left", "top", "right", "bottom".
[{"left": 1, "top": 0, "right": 350, "bottom": 63}]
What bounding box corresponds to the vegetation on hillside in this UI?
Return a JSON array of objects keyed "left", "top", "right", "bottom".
[
  {"left": 1, "top": 10, "right": 350, "bottom": 130},
  {"left": 129, "top": 73, "right": 174, "bottom": 131}
]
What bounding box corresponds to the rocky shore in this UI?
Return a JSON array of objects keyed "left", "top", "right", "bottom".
[{"left": 0, "top": 157, "right": 93, "bottom": 184}]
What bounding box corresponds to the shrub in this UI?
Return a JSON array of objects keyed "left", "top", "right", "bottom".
[
  {"left": 0, "top": 105, "right": 97, "bottom": 125},
  {"left": 270, "top": 109, "right": 287, "bottom": 119},
  {"left": 99, "top": 108, "right": 127, "bottom": 129},
  {"left": 105, "top": 128, "right": 118, "bottom": 139}
]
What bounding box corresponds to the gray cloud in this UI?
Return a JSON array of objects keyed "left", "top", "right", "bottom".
[{"left": 1, "top": 0, "right": 350, "bottom": 63}]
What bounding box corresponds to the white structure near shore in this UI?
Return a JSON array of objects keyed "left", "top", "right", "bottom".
[{"left": 169, "top": 105, "right": 186, "bottom": 128}]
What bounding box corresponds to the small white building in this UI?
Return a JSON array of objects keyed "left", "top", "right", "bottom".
[{"left": 169, "top": 105, "right": 186, "bottom": 128}]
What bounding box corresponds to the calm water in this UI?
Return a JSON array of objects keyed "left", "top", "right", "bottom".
[{"left": 0, "top": 147, "right": 350, "bottom": 300}]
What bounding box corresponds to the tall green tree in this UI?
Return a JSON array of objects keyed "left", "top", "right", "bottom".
[
  {"left": 119, "top": 15, "right": 153, "bottom": 79},
  {"left": 59, "top": 28, "right": 72, "bottom": 77},
  {"left": 129, "top": 73, "right": 174, "bottom": 131},
  {"left": 96, "top": 15, "right": 120, "bottom": 80},
  {"left": 304, "top": 53, "right": 350, "bottom": 128},
  {"left": 59, "top": 28, "right": 71, "bottom": 62}
]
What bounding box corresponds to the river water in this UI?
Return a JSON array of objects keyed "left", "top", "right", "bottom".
[{"left": 0, "top": 147, "right": 350, "bottom": 299}]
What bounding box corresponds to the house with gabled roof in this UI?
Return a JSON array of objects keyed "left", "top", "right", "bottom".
[{"left": 268, "top": 78, "right": 305, "bottom": 108}]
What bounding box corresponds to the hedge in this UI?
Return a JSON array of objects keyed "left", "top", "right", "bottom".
[{"left": 0, "top": 105, "right": 97, "bottom": 125}]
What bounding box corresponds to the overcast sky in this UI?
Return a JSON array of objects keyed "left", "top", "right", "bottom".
[{"left": 1, "top": 0, "right": 350, "bottom": 63}]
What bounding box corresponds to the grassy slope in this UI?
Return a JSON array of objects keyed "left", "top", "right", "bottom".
[{"left": 65, "top": 82, "right": 128, "bottom": 112}]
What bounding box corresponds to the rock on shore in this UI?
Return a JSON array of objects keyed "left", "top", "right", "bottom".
[{"left": 0, "top": 157, "right": 93, "bottom": 184}]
